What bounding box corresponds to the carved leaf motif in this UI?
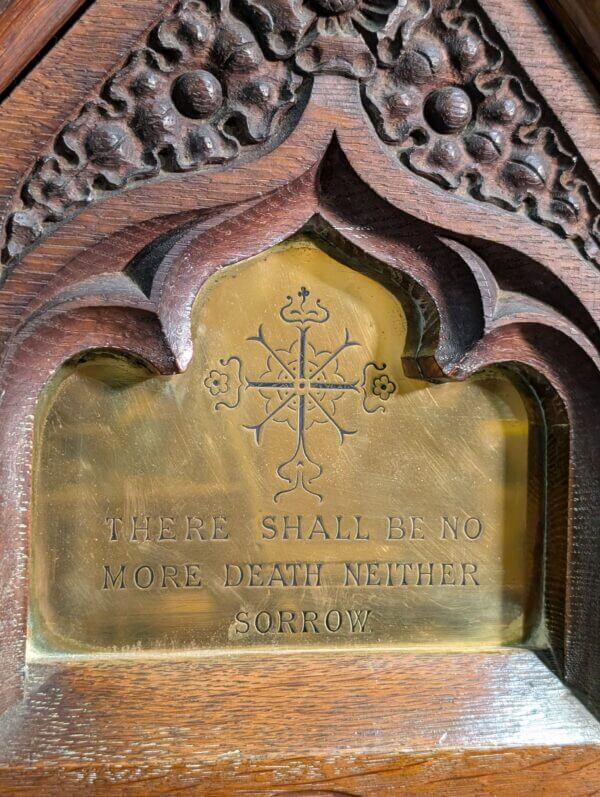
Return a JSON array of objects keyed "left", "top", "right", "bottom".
[
  {"left": 376, "top": 0, "right": 433, "bottom": 66},
  {"left": 238, "top": 0, "right": 316, "bottom": 59},
  {"left": 295, "top": 15, "right": 376, "bottom": 79},
  {"left": 364, "top": 1, "right": 600, "bottom": 263},
  {"left": 2, "top": 0, "right": 301, "bottom": 265}
]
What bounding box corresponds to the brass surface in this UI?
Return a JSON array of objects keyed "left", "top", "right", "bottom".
[{"left": 30, "top": 239, "right": 544, "bottom": 656}]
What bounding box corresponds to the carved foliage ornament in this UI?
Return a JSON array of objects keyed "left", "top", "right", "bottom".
[
  {"left": 3, "top": 0, "right": 302, "bottom": 265},
  {"left": 3, "top": 0, "right": 599, "bottom": 268}
]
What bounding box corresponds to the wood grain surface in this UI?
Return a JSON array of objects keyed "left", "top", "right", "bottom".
[
  {"left": 0, "top": 0, "right": 90, "bottom": 95},
  {"left": 0, "top": 651, "right": 598, "bottom": 794}
]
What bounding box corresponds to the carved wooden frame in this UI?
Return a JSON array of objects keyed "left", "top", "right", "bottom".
[{"left": 0, "top": 0, "right": 599, "bottom": 789}]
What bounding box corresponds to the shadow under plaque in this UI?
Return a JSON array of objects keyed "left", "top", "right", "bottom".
[{"left": 29, "top": 238, "right": 545, "bottom": 656}]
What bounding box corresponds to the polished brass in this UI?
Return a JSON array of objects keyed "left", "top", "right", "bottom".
[{"left": 30, "top": 238, "right": 544, "bottom": 656}]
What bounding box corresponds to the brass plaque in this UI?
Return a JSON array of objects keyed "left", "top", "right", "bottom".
[{"left": 30, "top": 238, "right": 543, "bottom": 656}]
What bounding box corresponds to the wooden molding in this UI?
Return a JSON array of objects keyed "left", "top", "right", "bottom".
[
  {"left": 1, "top": 652, "right": 599, "bottom": 793},
  {"left": 0, "top": 0, "right": 90, "bottom": 95}
]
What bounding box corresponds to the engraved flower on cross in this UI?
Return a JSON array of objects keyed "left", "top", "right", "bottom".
[
  {"left": 204, "top": 285, "right": 396, "bottom": 501},
  {"left": 372, "top": 373, "right": 396, "bottom": 400},
  {"left": 203, "top": 369, "right": 229, "bottom": 395}
]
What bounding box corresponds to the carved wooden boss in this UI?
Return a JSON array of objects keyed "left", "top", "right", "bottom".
[{"left": 0, "top": 0, "right": 599, "bottom": 792}]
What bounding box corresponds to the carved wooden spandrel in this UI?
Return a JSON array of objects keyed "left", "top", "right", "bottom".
[{"left": 2, "top": 0, "right": 599, "bottom": 271}]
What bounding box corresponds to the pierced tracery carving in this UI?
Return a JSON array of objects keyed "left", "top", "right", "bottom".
[{"left": 2, "top": 0, "right": 599, "bottom": 269}]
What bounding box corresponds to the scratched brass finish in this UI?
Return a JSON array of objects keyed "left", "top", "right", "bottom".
[{"left": 30, "top": 239, "right": 543, "bottom": 656}]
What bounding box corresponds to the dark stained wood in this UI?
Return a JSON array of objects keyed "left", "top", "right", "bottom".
[
  {"left": 541, "top": 0, "right": 600, "bottom": 86},
  {"left": 0, "top": 0, "right": 90, "bottom": 95},
  {"left": 0, "top": 0, "right": 598, "bottom": 789},
  {"left": 0, "top": 77, "right": 598, "bottom": 351}
]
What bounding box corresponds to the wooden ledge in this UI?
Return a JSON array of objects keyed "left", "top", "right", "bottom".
[{"left": 0, "top": 650, "right": 598, "bottom": 793}]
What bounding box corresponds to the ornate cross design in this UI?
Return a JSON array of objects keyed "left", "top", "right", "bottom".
[{"left": 204, "top": 287, "right": 396, "bottom": 501}]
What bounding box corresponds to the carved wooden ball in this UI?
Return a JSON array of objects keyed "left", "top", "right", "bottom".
[
  {"left": 425, "top": 86, "right": 473, "bottom": 133},
  {"left": 171, "top": 70, "right": 223, "bottom": 119},
  {"left": 84, "top": 124, "right": 127, "bottom": 165},
  {"left": 431, "top": 139, "right": 461, "bottom": 167},
  {"left": 450, "top": 33, "right": 482, "bottom": 68},
  {"left": 482, "top": 96, "right": 518, "bottom": 124},
  {"left": 386, "top": 90, "right": 415, "bottom": 119},
  {"left": 131, "top": 70, "right": 161, "bottom": 97}
]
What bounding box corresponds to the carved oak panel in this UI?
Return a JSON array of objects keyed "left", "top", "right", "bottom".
[{"left": 0, "top": 0, "right": 599, "bottom": 791}]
